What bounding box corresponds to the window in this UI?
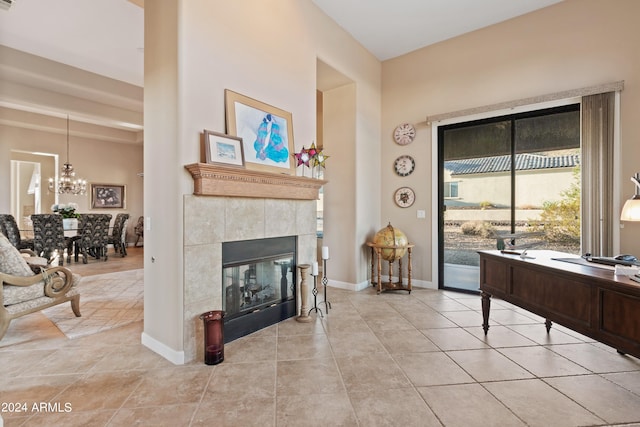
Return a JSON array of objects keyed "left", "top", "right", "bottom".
[
  {"left": 438, "top": 103, "right": 581, "bottom": 293},
  {"left": 444, "top": 181, "right": 458, "bottom": 198}
]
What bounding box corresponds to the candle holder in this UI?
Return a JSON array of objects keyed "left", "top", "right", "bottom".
[
  {"left": 308, "top": 273, "right": 323, "bottom": 317},
  {"left": 296, "top": 264, "right": 312, "bottom": 323},
  {"left": 320, "top": 258, "right": 332, "bottom": 311}
]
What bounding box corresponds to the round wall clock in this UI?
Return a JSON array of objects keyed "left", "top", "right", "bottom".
[
  {"left": 393, "top": 123, "right": 416, "bottom": 145},
  {"left": 394, "top": 187, "right": 416, "bottom": 208},
  {"left": 394, "top": 155, "right": 415, "bottom": 177}
]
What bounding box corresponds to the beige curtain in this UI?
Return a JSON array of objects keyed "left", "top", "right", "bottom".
[{"left": 581, "top": 92, "right": 615, "bottom": 256}]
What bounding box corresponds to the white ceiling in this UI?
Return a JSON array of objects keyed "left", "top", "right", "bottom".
[
  {"left": 0, "top": 0, "right": 562, "bottom": 130},
  {"left": 0, "top": 0, "right": 563, "bottom": 88},
  {"left": 0, "top": 0, "right": 144, "bottom": 86},
  {"left": 313, "top": 0, "right": 563, "bottom": 61}
]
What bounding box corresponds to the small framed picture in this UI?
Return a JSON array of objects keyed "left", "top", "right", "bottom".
[
  {"left": 203, "top": 130, "right": 245, "bottom": 167},
  {"left": 91, "top": 184, "right": 125, "bottom": 209}
]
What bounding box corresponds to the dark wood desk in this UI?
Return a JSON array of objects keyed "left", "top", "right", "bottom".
[{"left": 479, "top": 250, "right": 640, "bottom": 359}]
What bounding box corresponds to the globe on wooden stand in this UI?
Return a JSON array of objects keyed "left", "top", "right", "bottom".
[{"left": 367, "top": 222, "right": 414, "bottom": 294}]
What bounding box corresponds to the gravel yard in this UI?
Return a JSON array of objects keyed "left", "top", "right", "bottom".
[{"left": 444, "top": 224, "right": 580, "bottom": 266}]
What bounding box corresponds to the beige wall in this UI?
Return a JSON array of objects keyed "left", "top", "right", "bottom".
[
  {"left": 382, "top": 0, "right": 640, "bottom": 284},
  {"left": 143, "top": 0, "right": 381, "bottom": 362},
  {"left": 322, "top": 84, "right": 358, "bottom": 285}
]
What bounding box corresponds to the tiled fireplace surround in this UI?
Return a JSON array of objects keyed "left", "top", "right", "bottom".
[{"left": 183, "top": 164, "right": 325, "bottom": 362}]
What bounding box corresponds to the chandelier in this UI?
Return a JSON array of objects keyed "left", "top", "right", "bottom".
[{"left": 48, "top": 115, "right": 87, "bottom": 195}]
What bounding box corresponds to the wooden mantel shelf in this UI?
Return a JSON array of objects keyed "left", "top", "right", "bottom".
[{"left": 185, "top": 163, "right": 327, "bottom": 200}]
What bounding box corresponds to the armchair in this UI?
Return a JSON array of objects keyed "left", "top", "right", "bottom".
[{"left": 0, "top": 233, "right": 81, "bottom": 340}]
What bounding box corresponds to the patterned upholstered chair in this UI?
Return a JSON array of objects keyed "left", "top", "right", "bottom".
[
  {"left": 133, "top": 216, "right": 144, "bottom": 248},
  {"left": 67, "top": 214, "right": 90, "bottom": 263},
  {"left": 107, "top": 213, "right": 129, "bottom": 257},
  {"left": 133, "top": 216, "right": 144, "bottom": 247},
  {"left": 74, "top": 214, "right": 112, "bottom": 263},
  {"left": 31, "top": 214, "right": 66, "bottom": 266},
  {"left": 0, "top": 233, "right": 81, "bottom": 340},
  {"left": 0, "top": 214, "right": 34, "bottom": 251}
]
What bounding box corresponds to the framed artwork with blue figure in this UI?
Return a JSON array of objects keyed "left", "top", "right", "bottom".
[{"left": 225, "top": 89, "right": 295, "bottom": 175}]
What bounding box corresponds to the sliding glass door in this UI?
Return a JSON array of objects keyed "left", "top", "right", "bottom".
[{"left": 438, "top": 105, "right": 581, "bottom": 292}]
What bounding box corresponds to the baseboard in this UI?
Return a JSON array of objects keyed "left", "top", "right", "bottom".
[
  {"left": 141, "top": 331, "right": 185, "bottom": 365},
  {"left": 407, "top": 278, "right": 436, "bottom": 289},
  {"left": 328, "top": 277, "right": 435, "bottom": 292},
  {"left": 327, "top": 279, "right": 371, "bottom": 292}
]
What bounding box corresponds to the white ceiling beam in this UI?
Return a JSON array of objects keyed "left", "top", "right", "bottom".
[{"left": 0, "top": 106, "right": 141, "bottom": 144}]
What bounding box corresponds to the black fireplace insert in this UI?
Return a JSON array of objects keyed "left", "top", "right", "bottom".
[{"left": 222, "top": 236, "right": 297, "bottom": 342}]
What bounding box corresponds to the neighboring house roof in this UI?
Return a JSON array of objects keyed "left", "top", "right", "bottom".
[{"left": 445, "top": 153, "right": 580, "bottom": 176}]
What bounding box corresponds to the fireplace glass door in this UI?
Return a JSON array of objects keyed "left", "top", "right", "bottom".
[
  {"left": 222, "top": 236, "right": 297, "bottom": 341},
  {"left": 223, "top": 255, "right": 294, "bottom": 318}
]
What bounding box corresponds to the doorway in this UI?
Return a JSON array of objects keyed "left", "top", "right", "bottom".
[
  {"left": 438, "top": 104, "right": 581, "bottom": 292},
  {"left": 10, "top": 151, "right": 57, "bottom": 232},
  {"left": 11, "top": 160, "right": 41, "bottom": 228}
]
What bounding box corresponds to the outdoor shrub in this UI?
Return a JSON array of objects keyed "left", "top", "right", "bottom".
[
  {"left": 479, "top": 201, "right": 493, "bottom": 209},
  {"left": 530, "top": 167, "right": 580, "bottom": 243},
  {"left": 461, "top": 221, "right": 495, "bottom": 238}
]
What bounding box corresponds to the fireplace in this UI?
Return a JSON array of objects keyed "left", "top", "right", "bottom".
[
  {"left": 222, "top": 236, "right": 297, "bottom": 342},
  {"left": 183, "top": 163, "right": 326, "bottom": 363}
]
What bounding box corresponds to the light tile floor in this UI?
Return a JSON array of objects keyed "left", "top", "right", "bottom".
[{"left": 1, "top": 283, "right": 640, "bottom": 426}]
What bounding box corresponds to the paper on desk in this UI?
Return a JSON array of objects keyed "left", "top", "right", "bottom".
[{"left": 614, "top": 265, "right": 640, "bottom": 276}]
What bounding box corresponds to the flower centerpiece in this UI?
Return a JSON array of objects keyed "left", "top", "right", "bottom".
[{"left": 51, "top": 203, "right": 80, "bottom": 219}]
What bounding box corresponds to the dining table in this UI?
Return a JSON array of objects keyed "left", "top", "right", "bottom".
[{"left": 20, "top": 223, "right": 114, "bottom": 264}]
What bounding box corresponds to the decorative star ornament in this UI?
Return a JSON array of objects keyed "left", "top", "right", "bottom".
[
  {"left": 293, "top": 146, "right": 311, "bottom": 167},
  {"left": 307, "top": 142, "right": 318, "bottom": 159},
  {"left": 313, "top": 150, "right": 329, "bottom": 167}
]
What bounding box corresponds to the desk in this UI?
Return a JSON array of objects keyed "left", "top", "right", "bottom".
[{"left": 479, "top": 250, "right": 640, "bottom": 358}]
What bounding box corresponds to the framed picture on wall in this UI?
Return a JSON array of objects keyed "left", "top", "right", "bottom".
[
  {"left": 203, "top": 129, "right": 245, "bottom": 167},
  {"left": 224, "top": 89, "right": 295, "bottom": 175},
  {"left": 91, "top": 184, "right": 126, "bottom": 209}
]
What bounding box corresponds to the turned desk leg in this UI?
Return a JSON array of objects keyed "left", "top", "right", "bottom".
[{"left": 481, "top": 291, "right": 491, "bottom": 335}]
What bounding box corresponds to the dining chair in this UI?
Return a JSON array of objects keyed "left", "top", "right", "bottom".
[
  {"left": 0, "top": 214, "right": 34, "bottom": 251},
  {"left": 30, "top": 214, "right": 66, "bottom": 266},
  {"left": 74, "top": 214, "right": 112, "bottom": 263},
  {"left": 70, "top": 213, "right": 89, "bottom": 262},
  {"left": 65, "top": 215, "right": 82, "bottom": 263},
  {"left": 134, "top": 216, "right": 144, "bottom": 247},
  {"left": 108, "top": 213, "right": 129, "bottom": 257}
]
